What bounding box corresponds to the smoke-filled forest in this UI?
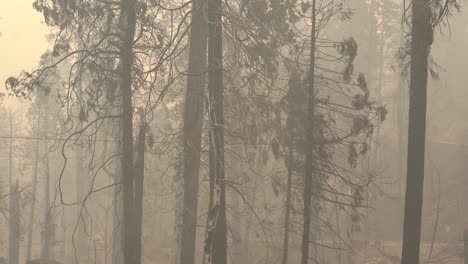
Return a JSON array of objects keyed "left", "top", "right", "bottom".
[{"left": 0, "top": 0, "right": 467, "bottom": 263}]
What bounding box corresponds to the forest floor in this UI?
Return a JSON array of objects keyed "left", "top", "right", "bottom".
[
  {"left": 247, "top": 240, "right": 465, "bottom": 264},
  {"left": 359, "top": 241, "right": 464, "bottom": 264}
]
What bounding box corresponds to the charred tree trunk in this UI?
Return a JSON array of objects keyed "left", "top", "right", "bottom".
[
  {"left": 204, "top": 0, "right": 226, "bottom": 262},
  {"left": 400, "top": 0, "right": 432, "bottom": 263},
  {"left": 26, "top": 107, "right": 41, "bottom": 261},
  {"left": 301, "top": 0, "right": 316, "bottom": 263},
  {"left": 179, "top": 0, "right": 208, "bottom": 263},
  {"left": 134, "top": 118, "right": 146, "bottom": 264},
  {"left": 119, "top": 0, "right": 137, "bottom": 263}
]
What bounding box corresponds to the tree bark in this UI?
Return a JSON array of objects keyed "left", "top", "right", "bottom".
[
  {"left": 400, "top": 0, "right": 432, "bottom": 263},
  {"left": 204, "top": 0, "right": 226, "bottom": 262},
  {"left": 119, "top": 0, "right": 137, "bottom": 263},
  {"left": 301, "top": 0, "right": 316, "bottom": 263},
  {"left": 180, "top": 0, "right": 208, "bottom": 263}
]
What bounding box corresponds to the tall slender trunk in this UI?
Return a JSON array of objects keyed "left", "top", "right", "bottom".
[
  {"left": 60, "top": 209, "right": 67, "bottom": 262},
  {"left": 112, "top": 102, "right": 124, "bottom": 264},
  {"left": 75, "top": 133, "right": 87, "bottom": 262},
  {"left": 202, "top": 130, "right": 215, "bottom": 264},
  {"left": 230, "top": 187, "right": 245, "bottom": 263},
  {"left": 119, "top": 0, "right": 137, "bottom": 263},
  {"left": 9, "top": 181, "right": 20, "bottom": 264},
  {"left": 41, "top": 142, "right": 52, "bottom": 261},
  {"left": 98, "top": 118, "right": 112, "bottom": 264},
  {"left": 112, "top": 140, "right": 124, "bottom": 264},
  {"left": 464, "top": 230, "right": 468, "bottom": 264},
  {"left": 374, "top": 5, "right": 385, "bottom": 166},
  {"left": 134, "top": 119, "right": 146, "bottom": 264},
  {"left": 9, "top": 111, "right": 12, "bottom": 188},
  {"left": 8, "top": 111, "right": 13, "bottom": 263},
  {"left": 179, "top": 0, "right": 208, "bottom": 263},
  {"left": 204, "top": 0, "right": 226, "bottom": 262},
  {"left": 400, "top": 0, "right": 431, "bottom": 263},
  {"left": 75, "top": 36, "right": 88, "bottom": 263},
  {"left": 8, "top": 111, "right": 20, "bottom": 264},
  {"left": 281, "top": 138, "right": 293, "bottom": 264},
  {"left": 230, "top": 144, "right": 247, "bottom": 264},
  {"left": 282, "top": 73, "right": 298, "bottom": 264},
  {"left": 367, "top": 0, "right": 378, "bottom": 84},
  {"left": 426, "top": 192, "right": 440, "bottom": 263},
  {"left": 26, "top": 108, "right": 41, "bottom": 261},
  {"left": 239, "top": 150, "right": 263, "bottom": 263},
  {"left": 396, "top": 0, "right": 408, "bottom": 226},
  {"left": 301, "top": 0, "right": 316, "bottom": 263},
  {"left": 104, "top": 198, "right": 110, "bottom": 264}
]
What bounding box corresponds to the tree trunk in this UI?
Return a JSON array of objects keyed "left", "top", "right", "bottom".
[
  {"left": 59, "top": 210, "right": 67, "bottom": 262},
  {"left": 75, "top": 135, "right": 87, "bottom": 262},
  {"left": 41, "top": 143, "right": 52, "bottom": 261},
  {"left": 98, "top": 118, "right": 113, "bottom": 264},
  {"left": 179, "top": 0, "right": 208, "bottom": 263},
  {"left": 112, "top": 142, "right": 124, "bottom": 264},
  {"left": 8, "top": 111, "right": 17, "bottom": 264},
  {"left": 112, "top": 103, "right": 124, "bottom": 264},
  {"left": 374, "top": 4, "right": 385, "bottom": 166},
  {"left": 74, "top": 35, "right": 89, "bottom": 263},
  {"left": 230, "top": 145, "right": 247, "bottom": 264},
  {"left": 9, "top": 181, "right": 20, "bottom": 264},
  {"left": 134, "top": 118, "right": 146, "bottom": 264},
  {"left": 282, "top": 139, "right": 293, "bottom": 264},
  {"left": 464, "top": 229, "right": 468, "bottom": 264},
  {"left": 400, "top": 0, "right": 432, "bottom": 263},
  {"left": 396, "top": 0, "right": 408, "bottom": 226},
  {"left": 204, "top": 0, "right": 226, "bottom": 262},
  {"left": 282, "top": 73, "right": 298, "bottom": 264},
  {"left": 301, "top": 0, "right": 316, "bottom": 263},
  {"left": 426, "top": 192, "right": 440, "bottom": 262},
  {"left": 119, "top": 0, "right": 137, "bottom": 263},
  {"left": 26, "top": 107, "right": 41, "bottom": 261}
]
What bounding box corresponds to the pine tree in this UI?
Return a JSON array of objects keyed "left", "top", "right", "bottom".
[{"left": 179, "top": 0, "right": 208, "bottom": 263}]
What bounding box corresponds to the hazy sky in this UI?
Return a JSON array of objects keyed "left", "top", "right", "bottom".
[{"left": 0, "top": 0, "right": 50, "bottom": 94}]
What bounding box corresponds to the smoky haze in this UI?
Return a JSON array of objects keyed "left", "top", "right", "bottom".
[{"left": 0, "top": 0, "right": 466, "bottom": 264}]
